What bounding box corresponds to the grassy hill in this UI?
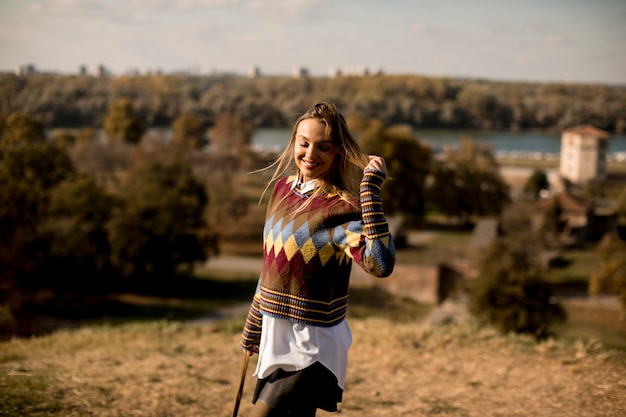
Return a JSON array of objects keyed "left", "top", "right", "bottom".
[{"left": 1, "top": 313, "right": 624, "bottom": 417}]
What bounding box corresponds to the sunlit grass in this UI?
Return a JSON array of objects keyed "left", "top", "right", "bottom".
[
  {"left": 1, "top": 293, "right": 625, "bottom": 417},
  {"left": 543, "top": 249, "right": 600, "bottom": 285},
  {"left": 555, "top": 303, "right": 626, "bottom": 350},
  {"left": 396, "top": 229, "right": 473, "bottom": 265}
]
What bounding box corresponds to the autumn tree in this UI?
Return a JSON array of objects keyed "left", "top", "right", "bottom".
[
  {"left": 0, "top": 143, "right": 76, "bottom": 332},
  {"left": 427, "top": 138, "right": 510, "bottom": 225},
  {"left": 206, "top": 111, "right": 256, "bottom": 173},
  {"left": 75, "top": 127, "right": 99, "bottom": 145},
  {"left": 524, "top": 169, "right": 549, "bottom": 200},
  {"left": 358, "top": 120, "right": 432, "bottom": 222},
  {"left": 542, "top": 197, "right": 566, "bottom": 245},
  {"left": 42, "top": 176, "right": 115, "bottom": 288},
  {"left": 50, "top": 128, "right": 76, "bottom": 148},
  {"left": 1, "top": 143, "right": 75, "bottom": 195},
  {"left": 107, "top": 150, "right": 212, "bottom": 279},
  {"left": 589, "top": 235, "right": 626, "bottom": 320},
  {"left": 2, "top": 73, "right": 626, "bottom": 133},
  {"left": 615, "top": 187, "right": 626, "bottom": 235},
  {"left": 171, "top": 113, "right": 206, "bottom": 150},
  {"left": 0, "top": 112, "right": 45, "bottom": 149},
  {"left": 103, "top": 98, "right": 145, "bottom": 144},
  {"left": 470, "top": 232, "right": 567, "bottom": 339},
  {"left": 209, "top": 111, "right": 253, "bottom": 152},
  {"left": 616, "top": 187, "right": 626, "bottom": 217},
  {"left": 68, "top": 140, "right": 132, "bottom": 187},
  {"left": 456, "top": 83, "right": 510, "bottom": 129}
]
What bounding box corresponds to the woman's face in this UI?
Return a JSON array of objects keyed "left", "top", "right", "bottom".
[{"left": 293, "top": 118, "right": 338, "bottom": 182}]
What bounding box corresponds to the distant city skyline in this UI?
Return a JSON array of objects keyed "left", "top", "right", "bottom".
[{"left": 1, "top": 0, "right": 625, "bottom": 85}]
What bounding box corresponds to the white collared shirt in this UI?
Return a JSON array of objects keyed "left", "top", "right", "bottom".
[
  {"left": 290, "top": 173, "right": 317, "bottom": 194},
  {"left": 254, "top": 315, "right": 352, "bottom": 389}
]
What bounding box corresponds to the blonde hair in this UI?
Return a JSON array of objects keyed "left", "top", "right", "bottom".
[{"left": 259, "top": 101, "right": 369, "bottom": 209}]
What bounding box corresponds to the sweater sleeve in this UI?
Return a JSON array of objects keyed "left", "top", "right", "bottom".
[
  {"left": 360, "top": 168, "right": 391, "bottom": 238},
  {"left": 239, "top": 287, "right": 263, "bottom": 352},
  {"left": 348, "top": 168, "right": 396, "bottom": 277}
]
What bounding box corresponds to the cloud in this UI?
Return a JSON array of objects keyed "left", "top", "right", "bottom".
[
  {"left": 173, "top": 0, "right": 240, "bottom": 9},
  {"left": 27, "top": 0, "right": 118, "bottom": 14},
  {"left": 27, "top": 0, "right": 237, "bottom": 19},
  {"left": 245, "top": 0, "right": 334, "bottom": 19},
  {"left": 542, "top": 34, "right": 568, "bottom": 46},
  {"left": 410, "top": 21, "right": 426, "bottom": 33}
]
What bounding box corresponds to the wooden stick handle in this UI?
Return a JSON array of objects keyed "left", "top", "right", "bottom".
[{"left": 232, "top": 351, "right": 250, "bottom": 417}]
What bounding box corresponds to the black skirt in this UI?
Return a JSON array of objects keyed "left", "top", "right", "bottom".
[{"left": 252, "top": 361, "right": 343, "bottom": 413}]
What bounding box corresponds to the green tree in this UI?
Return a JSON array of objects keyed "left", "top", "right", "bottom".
[
  {"left": 469, "top": 233, "right": 567, "bottom": 339},
  {"left": 103, "top": 98, "right": 144, "bottom": 144},
  {"left": 0, "top": 176, "right": 43, "bottom": 289},
  {"left": 0, "top": 143, "right": 76, "bottom": 332},
  {"left": 42, "top": 176, "right": 115, "bottom": 287},
  {"left": 1, "top": 143, "right": 75, "bottom": 196},
  {"left": 358, "top": 121, "right": 432, "bottom": 222},
  {"left": 427, "top": 138, "right": 510, "bottom": 225},
  {"left": 107, "top": 150, "right": 211, "bottom": 279}
]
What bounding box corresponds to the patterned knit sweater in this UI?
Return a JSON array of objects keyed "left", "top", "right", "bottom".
[{"left": 240, "top": 168, "right": 395, "bottom": 351}]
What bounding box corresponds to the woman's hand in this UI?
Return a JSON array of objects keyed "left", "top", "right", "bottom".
[{"left": 366, "top": 155, "right": 388, "bottom": 177}]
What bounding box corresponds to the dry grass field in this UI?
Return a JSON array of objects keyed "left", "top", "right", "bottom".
[
  {"left": 2, "top": 234, "right": 625, "bottom": 417},
  {"left": 1, "top": 308, "right": 625, "bottom": 417}
]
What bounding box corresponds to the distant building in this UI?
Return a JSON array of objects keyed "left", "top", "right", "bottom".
[
  {"left": 95, "top": 64, "right": 110, "bottom": 77},
  {"left": 352, "top": 66, "right": 370, "bottom": 76},
  {"left": 247, "top": 66, "right": 261, "bottom": 78},
  {"left": 330, "top": 66, "right": 382, "bottom": 77},
  {"left": 292, "top": 66, "right": 309, "bottom": 78},
  {"left": 328, "top": 66, "right": 342, "bottom": 78},
  {"left": 559, "top": 125, "right": 610, "bottom": 185},
  {"left": 78, "top": 65, "right": 88, "bottom": 75},
  {"left": 16, "top": 64, "right": 36, "bottom": 75},
  {"left": 537, "top": 191, "right": 616, "bottom": 246}
]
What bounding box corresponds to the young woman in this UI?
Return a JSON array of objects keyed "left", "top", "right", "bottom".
[{"left": 240, "top": 101, "right": 395, "bottom": 416}]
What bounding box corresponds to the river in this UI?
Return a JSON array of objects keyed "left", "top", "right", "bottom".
[{"left": 252, "top": 127, "right": 626, "bottom": 162}]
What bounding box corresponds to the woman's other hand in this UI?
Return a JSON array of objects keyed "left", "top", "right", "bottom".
[{"left": 366, "top": 155, "right": 388, "bottom": 177}]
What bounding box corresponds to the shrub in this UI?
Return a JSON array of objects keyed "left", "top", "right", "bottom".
[{"left": 469, "top": 234, "right": 567, "bottom": 339}]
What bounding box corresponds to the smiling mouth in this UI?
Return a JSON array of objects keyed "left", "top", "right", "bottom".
[{"left": 302, "top": 161, "right": 319, "bottom": 169}]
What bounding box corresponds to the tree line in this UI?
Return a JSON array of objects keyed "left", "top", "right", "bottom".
[{"left": 1, "top": 73, "right": 625, "bottom": 133}]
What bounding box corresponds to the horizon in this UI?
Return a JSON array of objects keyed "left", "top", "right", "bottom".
[{"left": 4, "top": 65, "right": 626, "bottom": 89}]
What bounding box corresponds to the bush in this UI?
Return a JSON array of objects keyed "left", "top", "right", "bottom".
[{"left": 469, "top": 234, "right": 567, "bottom": 339}]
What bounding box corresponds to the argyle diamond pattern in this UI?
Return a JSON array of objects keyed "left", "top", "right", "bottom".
[{"left": 264, "top": 214, "right": 353, "bottom": 267}]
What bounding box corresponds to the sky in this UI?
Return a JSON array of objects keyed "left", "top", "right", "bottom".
[{"left": 1, "top": 0, "right": 625, "bottom": 85}]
